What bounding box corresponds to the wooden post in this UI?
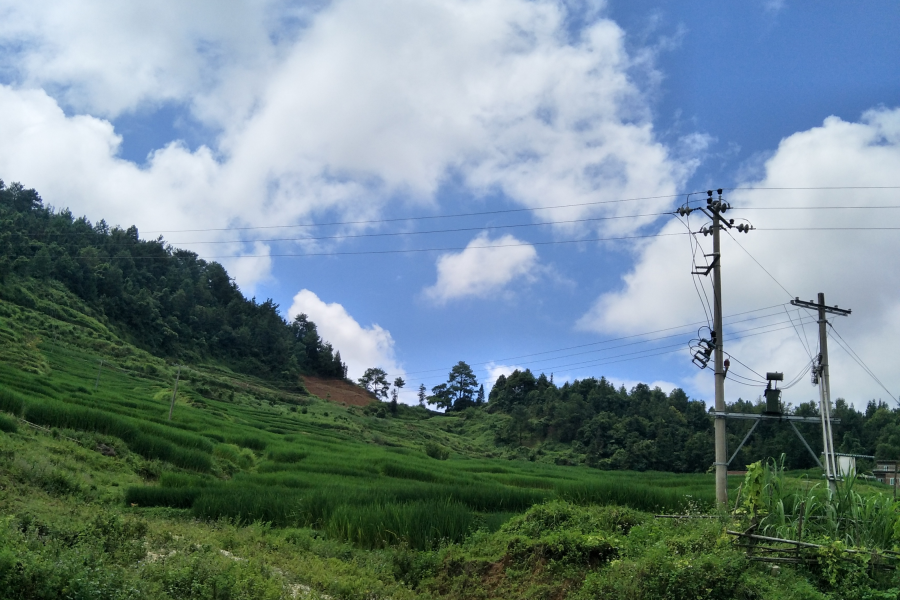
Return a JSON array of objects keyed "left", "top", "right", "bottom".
[
  {"left": 94, "top": 360, "right": 103, "bottom": 390},
  {"left": 168, "top": 365, "right": 181, "bottom": 421}
]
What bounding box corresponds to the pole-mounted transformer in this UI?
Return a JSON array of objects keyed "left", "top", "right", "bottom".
[{"left": 764, "top": 372, "right": 783, "bottom": 415}]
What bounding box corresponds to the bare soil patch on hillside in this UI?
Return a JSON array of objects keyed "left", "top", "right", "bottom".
[{"left": 303, "top": 376, "right": 375, "bottom": 406}]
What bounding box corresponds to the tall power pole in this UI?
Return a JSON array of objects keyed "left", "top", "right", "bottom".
[
  {"left": 791, "top": 294, "right": 851, "bottom": 491},
  {"left": 679, "top": 189, "right": 751, "bottom": 505},
  {"left": 711, "top": 199, "right": 728, "bottom": 506}
]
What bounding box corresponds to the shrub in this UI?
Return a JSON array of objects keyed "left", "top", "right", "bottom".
[
  {"left": 424, "top": 441, "right": 449, "bottom": 460},
  {"left": 228, "top": 435, "right": 267, "bottom": 451},
  {"left": 0, "top": 413, "right": 17, "bottom": 433},
  {"left": 575, "top": 546, "right": 751, "bottom": 600}
]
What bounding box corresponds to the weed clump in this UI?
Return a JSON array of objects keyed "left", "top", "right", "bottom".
[
  {"left": 267, "top": 449, "right": 308, "bottom": 463},
  {"left": 425, "top": 441, "right": 449, "bottom": 460},
  {"left": 0, "top": 387, "right": 25, "bottom": 416},
  {"left": 0, "top": 413, "right": 17, "bottom": 433}
]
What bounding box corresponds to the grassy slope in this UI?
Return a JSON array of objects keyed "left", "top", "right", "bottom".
[{"left": 0, "top": 278, "right": 894, "bottom": 599}]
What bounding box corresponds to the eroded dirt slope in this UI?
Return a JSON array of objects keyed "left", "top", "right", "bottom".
[{"left": 303, "top": 375, "right": 375, "bottom": 406}]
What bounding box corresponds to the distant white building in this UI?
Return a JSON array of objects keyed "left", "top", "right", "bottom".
[{"left": 874, "top": 460, "right": 899, "bottom": 491}]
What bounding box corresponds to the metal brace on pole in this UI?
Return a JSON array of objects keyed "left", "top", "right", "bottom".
[
  {"left": 788, "top": 420, "right": 824, "bottom": 470},
  {"left": 727, "top": 418, "right": 761, "bottom": 467}
]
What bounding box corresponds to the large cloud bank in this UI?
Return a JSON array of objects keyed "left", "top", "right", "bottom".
[
  {"left": 0, "top": 0, "right": 692, "bottom": 293},
  {"left": 580, "top": 109, "right": 900, "bottom": 408}
]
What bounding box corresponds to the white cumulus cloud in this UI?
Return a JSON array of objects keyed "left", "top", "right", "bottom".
[
  {"left": 484, "top": 362, "right": 525, "bottom": 392},
  {"left": 0, "top": 85, "right": 274, "bottom": 294},
  {"left": 0, "top": 0, "right": 280, "bottom": 119},
  {"left": 579, "top": 108, "right": 900, "bottom": 408},
  {"left": 286, "top": 289, "right": 404, "bottom": 386},
  {"left": 424, "top": 233, "right": 539, "bottom": 303},
  {"left": 0, "top": 0, "right": 697, "bottom": 295}
]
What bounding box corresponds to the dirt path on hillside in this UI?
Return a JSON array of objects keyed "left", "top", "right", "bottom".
[{"left": 302, "top": 376, "right": 375, "bottom": 406}]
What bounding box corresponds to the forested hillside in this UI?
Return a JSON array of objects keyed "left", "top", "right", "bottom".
[
  {"left": 485, "top": 368, "right": 900, "bottom": 471},
  {"left": 0, "top": 180, "right": 346, "bottom": 382},
  {"left": 3, "top": 177, "right": 900, "bottom": 475}
]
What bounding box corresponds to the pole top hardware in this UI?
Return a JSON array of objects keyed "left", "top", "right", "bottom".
[
  {"left": 790, "top": 297, "right": 852, "bottom": 316},
  {"left": 691, "top": 252, "right": 719, "bottom": 275}
]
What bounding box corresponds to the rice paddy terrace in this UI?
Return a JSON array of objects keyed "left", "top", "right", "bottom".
[
  {"left": 0, "top": 279, "right": 728, "bottom": 540},
  {"left": 1, "top": 279, "right": 897, "bottom": 599}
]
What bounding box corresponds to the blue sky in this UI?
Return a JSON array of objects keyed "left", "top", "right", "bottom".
[{"left": 0, "top": 0, "right": 898, "bottom": 407}]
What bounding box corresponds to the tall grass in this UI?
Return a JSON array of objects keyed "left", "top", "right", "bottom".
[
  {"left": 267, "top": 449, "right": 308, "bottom": 463},
  {"left": 741, "top": 457, "right": 900, "bottom": 550},
  {"left": 227, "top": 435, "right": 268, "bottom": 451},
  {"left": 556, "top": 480, "right": 713, "bottom": 513},
  {"left": 325, "top": 501, "right": 475, "bottom": 549},
  {"left": 125, "top": 486, "right": 201, "bottom": 509},
  {"left": 0, "top": 387, "right": 26, "bottom": 416},
  {"left": 192, "top": 487, "right": 302, "bottom": 526},
  {"left": 17, "top": 396, "right": 212, "bottom": 472}
]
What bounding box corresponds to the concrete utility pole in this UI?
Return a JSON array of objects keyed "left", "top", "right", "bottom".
[
  {"left": 711, "top": 201, "right": 728, "bottom": 506},
  {"left": 168, "top": 365, "right": 181, "bottom": 421},
  {"left": 791, "top": 294, "right": 851, "bottom": 492},
  {"left": 679, "top": 189, "right": 753, "bottom": 505}
]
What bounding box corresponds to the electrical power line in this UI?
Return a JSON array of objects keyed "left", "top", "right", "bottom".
[
  {"left": 413, "top": 317, "right": 818, "bottom": 384},
  {"left": 734, "top": 205, "right": 900, "bottom": 210},
  {"left": 723, "top": 228, "right": 794, "bottom": 299},
  {"left": 675, "top": 210, "right": 713, "bottom": 328},
  {"left": 826, "top": 323, "right": 898, "bottom": 405},
  {"left": 31, "top": 187, "right": 900, "bottom": 239},
  {"left": 39, "top": 211, "right": 673, "bottom": 245},
  {"left": 14, "top": 224, "right": 890, "bottom": 262},
  {"left": 141, "top": 193, "right": 687, "bottom": 234},
  {"left": 758, "top": 227, "right": 900, "bottom": 231},
  {"left": 403, "top": 302, "right": 796, "bottom": 376},
  {"left": 726, "top": 186, "right": 900, "bottom": 192},
  {"left": 37, "top": 209, "right": 900, "bottom": 244},
  {"left": 3, "top": 231, "right": 693, "bottom": 261},
  {"left": 145, "top": 185, "right": 891, "bottom": 234},
  {"left": 784, "top": 305, "right": 814, "bottom": 362}
]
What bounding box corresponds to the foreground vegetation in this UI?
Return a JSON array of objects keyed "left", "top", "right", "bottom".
[{"left": 4, "top": 418, "right": 898, "bottom": 599}]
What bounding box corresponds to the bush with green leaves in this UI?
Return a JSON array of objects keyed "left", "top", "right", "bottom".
[{"left": 0, "top": 413, "right": 17, "bottom": 433}]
